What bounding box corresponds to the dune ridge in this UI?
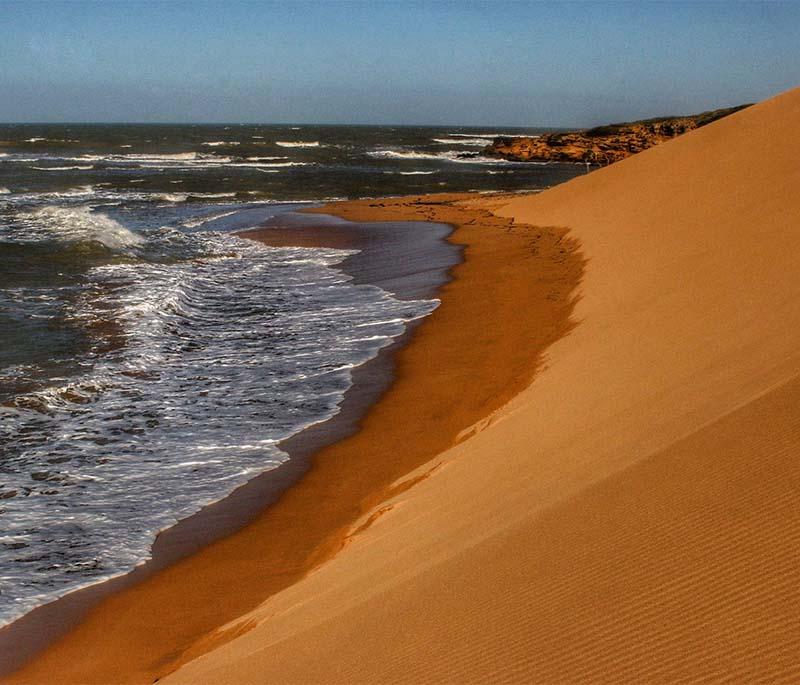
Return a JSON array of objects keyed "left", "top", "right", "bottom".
[{"left": 163, "top": 87, "right": 800, "bottom": 683}]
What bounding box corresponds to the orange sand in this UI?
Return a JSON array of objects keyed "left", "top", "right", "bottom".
[
  {"left": 162, "top": 87, "right": 800, "bottom": 682},
  {"left": 7, "top": 197, "right": 581, "bottom": 681},
  {"left": 10, "top": 85, "right": 800, "bottom": 683}
]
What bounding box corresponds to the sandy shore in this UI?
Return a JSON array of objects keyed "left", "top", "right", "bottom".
[
  {"left": 4, "top": 193, "right": 580, "bottom": 682},
  {"left": 0, "top": 210, "right": 459, "bottom": 675},
  {"left": 164, "top": 87, "right": 800, "bottom": 683},
  {"left": 7, "top": 85, "right": 800, "bottom": 683}
]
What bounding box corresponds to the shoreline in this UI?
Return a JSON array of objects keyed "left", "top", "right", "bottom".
[
  {"left": 4, "top": 88, "right": 798, "bottom": 684},
  {"left": 3, "top": 192, "right": 584, "bottom": 683},
  {"left": 163, "top": 89, "right": 800, "bottom": 684},
  {"left": 0, "top": 208, "right": 460, "bottom": 677}
]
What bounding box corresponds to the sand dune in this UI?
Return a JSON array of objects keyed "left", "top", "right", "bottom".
[{"left": 163, "top": 87, "right": 800, "bottom": 682}]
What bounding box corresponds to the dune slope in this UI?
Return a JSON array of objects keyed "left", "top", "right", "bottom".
[{"left": 165, "top": 87, "right": 800, "bottom": 683}]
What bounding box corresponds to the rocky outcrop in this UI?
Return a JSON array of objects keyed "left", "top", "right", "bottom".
[{"left": 484, "top": 104, "right": 750, "bottom": 165}]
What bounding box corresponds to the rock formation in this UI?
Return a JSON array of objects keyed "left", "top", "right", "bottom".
[{"left": 484, "top": 104, "right": 750, "bottom": 165}]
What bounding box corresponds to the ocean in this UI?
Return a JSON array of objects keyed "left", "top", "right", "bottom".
[{"left": 0, "top": 123, "right": 584, "bottom": 626}]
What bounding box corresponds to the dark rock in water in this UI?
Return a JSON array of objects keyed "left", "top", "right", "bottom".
[{"left": 483, "top": 104, "right": 751, "bottom": 166}]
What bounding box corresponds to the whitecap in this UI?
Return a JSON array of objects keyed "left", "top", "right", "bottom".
[
  {"left": 227, "top": 161, "right": 309, "bottom": 168},
  {"left": 190, "top": 192, "right": 238, "bottom": 199},
  {"left": 181, "top": 209, "right": 240, "bottom": 228},
  {"left": 122, "top": 152, "right": 201, "bottom": 161},
  {"left": 17, "top": 205, "right": 144, "bottom": 250},
  {"left": 382, "top": 170, "right": 438, "bottom": 176},
  {"left": 154, "top": 193, "right": 189, "bottom": 203},
  {"left": 446, "top": 132, "right": 536, "bottom": 139},
  {"left": 275, "top": 141, "right": 321, "bottom": 148},
  {"left": 367, "top": 149, "right": 443, "bottom": 161},
  {"left": 432, "top": 137, "right": 491, "bottom": 146},
  {"left": 31, "top": 165, "right": 94, "bottom": 171},
  {"left": 368, "top": 149, "right": 532, "bottom": 165}
]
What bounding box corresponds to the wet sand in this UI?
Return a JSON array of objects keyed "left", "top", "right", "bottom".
[
  {"left": 162, "top": 88, "right": 800, "bottom": 684},
  {"left": 11, "top": 86, "right": 800, "bottom": 683},
  {"left": 3, "top": 195, "right": 582, "bottom": 683},
  {"left": 0, "top": 212, "right": 461, "bottom": 677}
]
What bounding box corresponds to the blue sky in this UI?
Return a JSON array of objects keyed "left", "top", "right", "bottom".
[{"left": 1, "top": 0, "right": 798, "bottom": 126}]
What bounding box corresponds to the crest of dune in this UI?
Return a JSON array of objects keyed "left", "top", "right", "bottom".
[
  {"left": 24, "top": 86, "right": 796, "bottom": 684},
  {"left": 164, "top": 86, "right": 800, "bottom": 684}
]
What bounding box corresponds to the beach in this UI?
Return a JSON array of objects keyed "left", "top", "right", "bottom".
[
  {"left": 3, "top": 191, "right": 581, "bottom": 682},
  {"left": 5, "top": 85, "right": 800, "bottom": 683}
]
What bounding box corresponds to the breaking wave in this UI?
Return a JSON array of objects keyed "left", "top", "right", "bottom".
[
  {"left": 275, "top": 141, "right": 321, "bottom": 148},
  {"left": 14, "top": 205, "right": 145, "bottom": 250}
]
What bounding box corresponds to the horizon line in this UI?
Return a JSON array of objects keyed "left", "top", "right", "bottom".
[{"left": 0, "top": 121, "right": 567, "bottom": 129}]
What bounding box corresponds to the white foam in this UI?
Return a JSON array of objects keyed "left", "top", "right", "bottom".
[
  {"left": 155, "top": 193, "right": 189, "bottom": 203},
  {"left": 44, "top": 185, "right": 97, "bottom": 197},
  {"left": 181, "top": 209, "right": 240, "bottom": 228},
  {"left": 368, "top": 149, "right": 442, "bottom": 161},
  {"left": 122, "top": 152, "right": 202, "bottom": 161},
  {"left": 0, "top": 234, "right": 439, "bottom": 627},
  {"left": 446, "top": 132, "right": 536, "bottom": 139},
  {"left": 389, "top": 170, "right": 437, "bottom": 175},
  {"left": 432, "top": 137, "right": 491, "bottom": 146},
  {"left": 68, "top": 155, "right": 106, "bottom": 162},
  {"left": 202, "top": 141, "right": 240, "bottom": 147},
  {"left": 275, "top": 141, "right": 321, "bottom": 148},
  {"left": 367, "top": 149, "right": 517, "bottom": 164},
  {"left": 19, "top": 205, "right": 144, "bottom": 249},
  {"left": 75, "top": 152, "right": 236, "bottom": 168},
  {"left": 228, "top": 161, "right": 309, "bottom": 168},
  {"left": 31, "top": 165, "right": 94, "bottom": 171}
]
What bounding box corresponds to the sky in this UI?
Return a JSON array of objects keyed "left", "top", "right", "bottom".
[{"left": 1, "top": 0, "right": 798, "bottom": 127}]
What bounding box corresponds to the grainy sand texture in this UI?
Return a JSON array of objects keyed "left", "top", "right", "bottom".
[
  {"left": 164, "top": 87, "right": 800, "bottom": 683},
  {"left": 9, "top": 86, "right": 800, "bottom": 683},
  {"left": 6, "top": 193, "right": 581, "bottom": 682}
]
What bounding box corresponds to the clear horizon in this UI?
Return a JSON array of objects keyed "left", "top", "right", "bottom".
[{"left": 2, "top": 0, "right": 798, "bottom": 127}]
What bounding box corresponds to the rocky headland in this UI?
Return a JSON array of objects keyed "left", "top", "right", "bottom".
[{"left": 484, "top": 104, "right": 750, "bottom": 165}]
